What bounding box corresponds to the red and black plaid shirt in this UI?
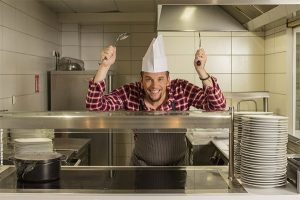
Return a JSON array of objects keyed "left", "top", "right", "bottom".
[{"left": 86, "top": 77, "right": 226, "bottom": 111}]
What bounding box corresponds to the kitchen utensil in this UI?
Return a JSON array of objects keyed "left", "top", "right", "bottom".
[
  {"left": 11, "top": 152, "right": 64, "bottom": 182},
  {"left": 102, "top": 32, "right": 130, "bottom": 62},
  {"left": 196, "top": 32, "right": 201, "bottom": 66},
  {"left": 57, "top": 57, "right": 85, "bottom": 71},
  {"left": 114, "top": 32, "right": 130, "bottom": 46}
]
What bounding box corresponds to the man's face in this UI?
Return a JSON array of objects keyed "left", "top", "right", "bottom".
[{"left": 141, "top": 71, "right": 170, "bottom": 103}]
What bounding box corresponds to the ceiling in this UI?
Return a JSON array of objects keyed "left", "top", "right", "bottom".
[
  {"left": 38, "top": 0, "right": 157, "bottom": 13},
  {"left": 38, "top": 0, "right": 278, "bottom": 26}
]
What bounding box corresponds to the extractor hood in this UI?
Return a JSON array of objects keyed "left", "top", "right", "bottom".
[{"left": 157, "top": 5, "right": 248, "bottom": 32}]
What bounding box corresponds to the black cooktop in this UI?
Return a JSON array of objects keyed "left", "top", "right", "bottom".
[{"left": 0, "top": 167, "right": 246, "bottom": 193}]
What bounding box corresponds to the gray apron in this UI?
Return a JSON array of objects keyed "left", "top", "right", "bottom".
[{"left": 131, "top": 101, "right": 187, "bottom": 166}]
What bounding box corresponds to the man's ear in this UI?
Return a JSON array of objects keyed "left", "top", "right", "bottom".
[
  {"left": 167, "top": 76, "right": 171, "bottom": 86},
  {"left": 140, "top": 76, "right": 143, "bottom": 89}
]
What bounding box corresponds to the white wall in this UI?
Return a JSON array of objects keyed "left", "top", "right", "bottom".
[
  {"left": 264, "top": 25, "right": 289, "bottom": 116},
  {"left": 159, "top": 31, "right": 265, "bottom": 111},
  {"left": 0, "top": 0, "right": 61, "bottom": 111},
  {"left": 61, "top": 23, "right": 156, "bottom": 89}
]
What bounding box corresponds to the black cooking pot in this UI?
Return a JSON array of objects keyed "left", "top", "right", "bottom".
[{"left": 11, "top": 152, "right": 63, "bottom": 183}]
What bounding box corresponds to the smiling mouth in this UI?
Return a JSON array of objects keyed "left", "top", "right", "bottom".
[{"left": 148, "top": 89, "right": 160, "bottom": 95}]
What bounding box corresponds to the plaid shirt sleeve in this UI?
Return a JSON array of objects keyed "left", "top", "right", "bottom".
[
  {"left": 183, "top": 77, "right": 226, "bottom": 111},
  {"left": 86, "top": 80, "right": 127, "bottom": 111}
]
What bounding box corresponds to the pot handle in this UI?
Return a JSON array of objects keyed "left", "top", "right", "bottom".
[
  {"left": 8, "top": 156, "right": 15, "bottom": 162},
  {"left": 60, "top": 154, "right": 68, "bottom": 165},
  {"left": 21, "top": 162, "right": 37, "bottom": 179}
]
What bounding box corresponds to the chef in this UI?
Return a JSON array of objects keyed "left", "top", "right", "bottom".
[{"left": 86, "top": 35, "right": 226, "bottom": 166}]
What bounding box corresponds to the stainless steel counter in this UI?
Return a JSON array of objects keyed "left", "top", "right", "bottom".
[
  {"left": 0, "top": 166, "right": 245, "bottom": 194},
  {"left": 0, "top": 111, "right": 235, "bottom": 179},
  {"left": 0, "top": 111, "right": 231, "bottom": 129}
]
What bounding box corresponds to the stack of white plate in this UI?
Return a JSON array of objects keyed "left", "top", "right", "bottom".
[
  {"left": 233, "top": 112, "right": 273, "bottom": 176},
  {"left": 240, "top": 115, "right": 288, "bottom": 188},
  {"left": 10, "top": 129, "right": 54, "bottom": 142},
  {"left": 14, "top": 138, "right": 53, "bottom": 155}
]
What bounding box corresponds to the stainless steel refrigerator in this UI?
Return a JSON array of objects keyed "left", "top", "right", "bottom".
[{"left": 48, "top": 70, "right": 114, "bottom": 165}]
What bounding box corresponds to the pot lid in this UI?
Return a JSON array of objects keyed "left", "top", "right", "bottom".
[{"left": 14, "top": 152, "right": 62, "bottom": 161}]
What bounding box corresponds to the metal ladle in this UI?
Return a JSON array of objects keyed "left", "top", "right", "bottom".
[
  {"left": 102, "top": 33, "right": 130, "bottom": 62},
  {"left": 196, "top": 32, "right": 201, "bottom": 66},
  {"left": 114, "top": 32, "right": 130, "bottom": 46}
]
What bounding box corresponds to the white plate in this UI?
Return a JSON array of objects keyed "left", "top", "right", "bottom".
[
  {"left": 241, "top": 175, "right": 286, "bottom": 182},
  {"left": 241, "top": 160, "right": 287, "bottom": 167},
  {"left": 241, "top": 124, "right": 288, "bottom": 129},
  {"left": 241, "top": 139, "right": 287, "bottom": 145},
  {"left": 240, "top": 146, "right": 286, "bottom": 152},
  {"left": 241, "top": 154, "right": 286, "bottom": 161},
  {"left": 242, "top": 127, "right": 288, "bottom": 131},
  {"left": 241, "top": 144, "right": 287, "bottom": 150},
  {"left": 14, "top": 138, "right": 52, "bottom": 143},
  {"left": 241, "top": 115, "right": 288, "bottom": 120},
  {"left": 241, "top": 169, "right": 287, "bottom": 177},
  {"left": 242, "top": 123, "right": 288, "bottom": 128},
  {"left": 241, "top": 162, "right": 286, "bottom": 169},
  {"left": 234, "top": 112, "right": 273, "bottom": 115},
  {"left": 241, "top": 152, "right": 286, "bottom": 159},
  {"left": 241, "top": 166, "right": 287, "bottom": 174},
  {"left": 241, "top": 180, "right": 286, "bottom": 188},
  {"left": 242, "top": 129, "right": 288, "bottom": 134},
  {"left": 241, "top": 158, "right": 287, "bottom": 166},
  {"left": 241, "top": 177, "right": 286, "bottom": 185},
  {"left": 240, "top": 149, "right": 286, "bottom": 157},
  {"left": 242, "top": 117, "right": 288, "bottom": 122},
  {"left": 242, "top": 133, "right": 288, "bottom": 137}
]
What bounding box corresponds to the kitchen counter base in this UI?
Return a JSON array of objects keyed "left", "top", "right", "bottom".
[
  {"left": 0, "top": 166, "right": 245, "bottom": 194},
  {"left": 0, "top": 166, "right": 298, "bottom": 199}
]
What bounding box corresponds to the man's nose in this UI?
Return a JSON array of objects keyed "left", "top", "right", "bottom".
[{"left": 151, "top": 80, "right": 159, "bottom": 87}]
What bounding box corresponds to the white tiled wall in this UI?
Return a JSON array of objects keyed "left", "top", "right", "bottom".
[
  {"left": 0, "top": 0, "right": 61, "bottom": 111},
  {"left": 264, "top": 25, "right": 289, "bottom": 116},
  {"left": 159, "top": 31, "right": 266, "bottom": 111},
  {"left": 61, "top": 23, "right": 156, "bottom": 88}
]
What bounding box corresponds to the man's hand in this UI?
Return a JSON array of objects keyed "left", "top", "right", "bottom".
[
  {"left": 100, "top": 45, "right": 116, "bottom": 69},
  {"left": 194, "top": 48, "right": 207, "bottom": 73},
  {"left": 93, "top": 46, "right": 116, "bottom": 83},
  {"left": 194, "top": 48, "right": 212, "bottom": 87}
]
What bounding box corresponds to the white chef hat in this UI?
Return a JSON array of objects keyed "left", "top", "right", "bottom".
[{"left": 142, "top": 35, "right": 168, "bottom": 72}]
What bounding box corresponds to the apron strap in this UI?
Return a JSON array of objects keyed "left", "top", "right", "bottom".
[{"left": 171, "top": 101, "right": 176, "bottom": 111}]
